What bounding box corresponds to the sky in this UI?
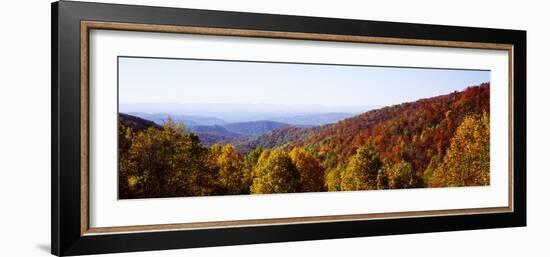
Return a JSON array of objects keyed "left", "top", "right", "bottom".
[{"left": 119, "top": 57, "right": 490, "bottom": 107}]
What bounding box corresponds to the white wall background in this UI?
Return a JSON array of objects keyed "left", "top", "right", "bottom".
[{"left": 0, "top": 0, "right": 547, "bottom": 256}]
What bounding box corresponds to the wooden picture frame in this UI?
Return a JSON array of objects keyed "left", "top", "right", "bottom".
[{"left": 52, "top": 1, "right": 526, "bottom": 256}]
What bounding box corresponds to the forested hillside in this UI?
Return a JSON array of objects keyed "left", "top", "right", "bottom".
[
  {"left": 118, "top": 83, "right": 490, "bottom": 199},
  {"left": 119, "top": 113, "right": 161, "bottom": 131}
]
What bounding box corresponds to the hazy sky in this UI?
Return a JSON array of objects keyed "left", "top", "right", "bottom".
[{"left": 119, "top": 57, "right": 489, "bottom": 107}]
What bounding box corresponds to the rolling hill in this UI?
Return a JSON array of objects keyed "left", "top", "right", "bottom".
[
  {"left": 119, "top": 113, "right": 161, "bottom": 131},
  {"left": 244, "top": 83, "right": 490, "bottom": 174},
  {"left": 190, "top": 121, "right": 291, "bottom": 146},
  {"left": 120, "top": 82, "right": 489, "bottom": 177},
  {"left": 125, "top": 111, "right": 361, "bottom": 146},
  {"left": 119, "top": 113, "right": 293, "bottom": 147}
]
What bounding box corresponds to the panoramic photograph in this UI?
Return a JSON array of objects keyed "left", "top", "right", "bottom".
[{"left": 118, "top": 57, "right": 490, "bottom": 199}]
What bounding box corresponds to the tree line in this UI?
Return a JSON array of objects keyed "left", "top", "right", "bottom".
[{"left": 119, "top": 110, "right": 489, "bottom": 199}]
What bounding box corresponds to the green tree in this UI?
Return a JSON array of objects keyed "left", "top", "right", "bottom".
[
  {"left": 325, "top": 166, "right": 344, "bottom": 191},
  {"left": 290, "top": 147, "right": 325, "bottom": 192},
  {"left": 241, "top": 147, "right": 263, "bottom": 188},
  {"left": 423, "top": 153, "right": 442, "bottom": 186},
  {"left": 429, "top": 113, "right": 490, "bottom": 187},
  {"left": 322, "top": 152, "right": 339, "bottom": 171},
  {"left": 340, "top": 145, "right": 382, "bottom": 191},
  {"left": 250, "top": 149, "right": 300, "bottom": 194},
  {"left": 384, "top": 160, "right": 423, "bottom": 189}
]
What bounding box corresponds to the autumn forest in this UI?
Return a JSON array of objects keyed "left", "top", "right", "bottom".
[{"left": 118, "top": 83, "right": 490, "bottom": 199}]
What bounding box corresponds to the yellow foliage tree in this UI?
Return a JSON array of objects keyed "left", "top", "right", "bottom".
[
  {"left": 250, "top": 149, "right": 300, "bottom": 194},
  {"left": 123, "top": 118, "right": 218, "bottom": 198},
  {"left": 340, "top": 145, "right": 382, "bottom": 191},
  {"left": 429, "top": 112, "right": 490, "bottom": 187},
  {"left": 118, "top": 124, "right": 135, "bottom": 197},
  {"left": 290, "top": 147, "right": 325, "bottom": 192},
  {"left": 325, "top": 166, "right": 344, "bottom": 191},
  {"left": 212, "top": 144, "right": 246, "bottom": 194}
]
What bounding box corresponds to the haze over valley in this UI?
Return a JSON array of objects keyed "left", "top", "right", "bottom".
[{"left": 120, "top": 103, "right": 374, "bottom": 149}]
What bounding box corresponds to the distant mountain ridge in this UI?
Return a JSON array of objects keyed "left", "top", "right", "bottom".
[
  {"left": 125, "top": 111, "right": 358, "bottom": 147},
  {"left": 222, "top": 120, "right": 290, "bottom": 137},
  {"left": 128, "top": 112, "right": 226, "bottom": 127},
  {"left": 119, "top": 113, "right": 296, "bottom": 147},
  {"left": 121, "top": 103, "right": 374, "bottom": 123},
  {"left": 268, "top": 113, "right": 356, "bottom": 126},
  {"left": 183, "top": 120, "right": 291, "bottom": 147}
]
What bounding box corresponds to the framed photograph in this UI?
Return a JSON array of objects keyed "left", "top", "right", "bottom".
[{"left": 52, "top": 1, "right": 526, "bottom": 256}]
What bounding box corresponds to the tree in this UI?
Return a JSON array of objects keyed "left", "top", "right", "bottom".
[
  {"left": 123, "top": 118, "right": 218, "bottom": 198},
  {"left": 429, "top": 113, "right": 490, "bottom": 187},
  {"left": 376, "top": 168, "right": 389, "bottom": 190},
  {"left": 241, "top": 147, "right": 263, "bottom": 188},
  {"left": 384, "top": 160, "right": 423, "bottom": 189},
  {"left": 423, "top": 153, "right": 442, "bottom": 186},
  {"left": 325, "top": 166, "right": 344, "bottom": 191},
  {"left": 250, "top": 149, "right": 300, "bottom": 194},
  {"left": 290, "top": 147, "right": 325, "bottom": 192},
  {"left": 175, "top": 132, "right": 218, "bottom": 196},
  {"left": 126, "top": 119, "right": 185, "bottom": 198},
  {"left": 118, "top": 124, "right": 137, "bottom": 198},
  {"left": 212, "top": 144, "right": 246, "bottom": 194},
  {"left": 340, "top": 145, "right": 382, "bottom": 191},
  {"left": 322, "top": 152, "right": 339, "bottom": 171}
]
